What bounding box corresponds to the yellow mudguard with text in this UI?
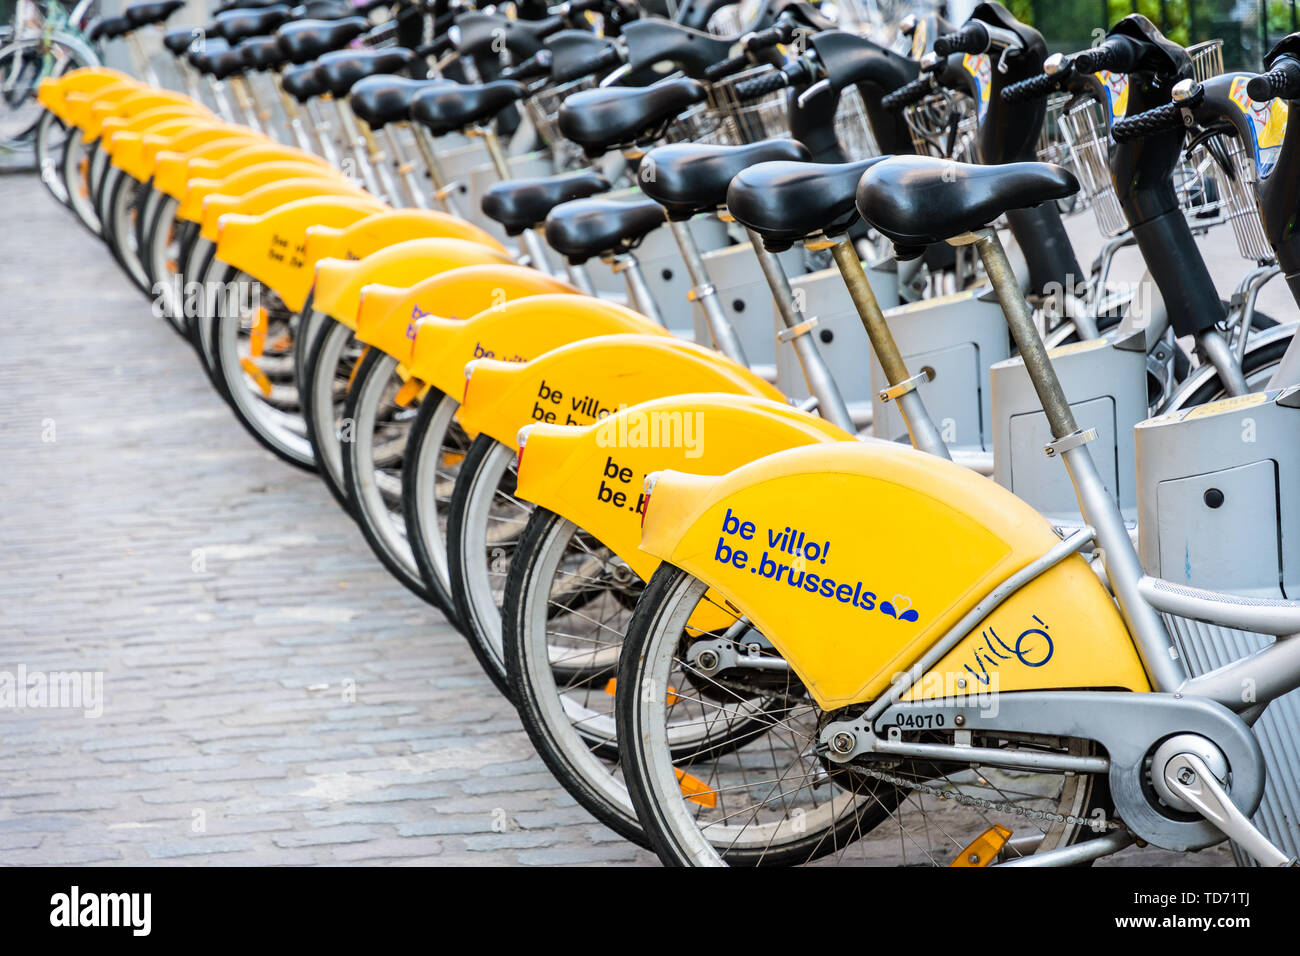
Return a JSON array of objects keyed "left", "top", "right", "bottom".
[
  {"left": 304, "top": 208, "right": 506, "bottom": 265},
  {"left": 201, "top": 176, "right": 364, "bottom": 242},
  {"left": 311, "top": 238, "right": 513, "bottom": 329},
  {"left": 214, "top": 195, "right": 389, "bottom": 308},
  {"left": 348, "top": 265, "right": 578, "bottom": 364},
  {"left": 516, "top": 395, "right": 850, "bottom": 584},
  {"left": 458, "top": 335, "right": 784, "bottom": 448},
  {"left": 388, "top": 293, "right": 660, "bottom": 390},
  {"left": 39, "top": 69, "right": 131, "bottom": 121},
  {"left": 636, "top": 441, "right": 1151, "bottom": 711}
]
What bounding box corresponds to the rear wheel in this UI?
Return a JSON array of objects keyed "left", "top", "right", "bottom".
[
  {"left": 339, "top": 348, "right": 431, "bottom": 599},
  {"left": 617, "top": 564, "right": 1108, "bottom": 866}
]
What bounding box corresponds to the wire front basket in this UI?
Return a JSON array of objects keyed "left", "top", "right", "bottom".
[
  {"left": 526, "top": 75, "right": 598, "bottom": 171},
  {"left": 903, "top": 88, "right": 979, "bottom": 162}
]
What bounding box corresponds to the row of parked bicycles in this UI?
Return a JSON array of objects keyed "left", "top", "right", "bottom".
[{"left": 34, "top": 0, "right": 1300, "bottom": 866}]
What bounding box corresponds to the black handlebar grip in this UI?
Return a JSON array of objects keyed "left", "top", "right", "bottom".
[
  {"left": 881, "top": 74, "right": 933, "bottom": 111},
  {"left": 1110, "top": 99, "right": 1188, "bottom": 143},
  {"left": 502, "top": 50, "right": 551, "bottom": 80},
  {"left": 1073, "top": 42, "right": 1128, "bottom": 75},
  {"left": 587, "top": 44, "right": 623, "bottom": 75},
  {"left": 744, "top": 23, "right": 785, "bottom": 52},
  {"left": 1247, "top": 68, "right": 1289, "bottom": 102},
  {"left": 1247, "top": 58, "right": 1300, "bottom": 101},
  {"left": 704, "top": 52, "right": 751, "bottom": 82},
  {"left": 933, "top": 21, "right": 988, "bottom": 57},
  {"left": 732, "top": 69, "right": 789, "bottom": 102},
  {"left": 1001, "top": 71, "right": 1062, "bottom": 104}
]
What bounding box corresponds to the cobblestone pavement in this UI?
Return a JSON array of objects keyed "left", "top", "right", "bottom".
[{"left": 0, "top": 171, "right": 1234, "bottom": 867}]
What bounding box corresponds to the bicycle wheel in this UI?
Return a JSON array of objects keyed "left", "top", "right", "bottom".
[
  {"left": 59, "top": 123, "right": 99, "bottom": 234},
  {"left": 0, "top": 37, "right": 80, "bottom": 148},
  {"left": 143, "top": 193, "right": 197, "bottom": 335},
  {"left": 446, "top": 434, "right": 531, "bottom": 696},
  {"left": 401, "top": 386, "right": 471, "bottom": 625},
  {"left": 35, "top": 109, "right": 72, "bottom": 204},
  {"left": 503, "top": 508, "right": 647, "bottom": 843},
  {"left": 1163, "top": 322, "right": 1293, "bottom": 413},
  {"left": 104, "top": 170, "right": 152, "bottom": 294},
  {"left": 339, "top": 348, "right": 431, "bottom": 599},
  {"left": 616, "top": 564, "right": 1109, "bottom": 866},
  {"left": 204, "top": 276, "right": 317, "bottom": 470},
  {"left": 300, "top": 311, "right": 363, "bottom": 511}
]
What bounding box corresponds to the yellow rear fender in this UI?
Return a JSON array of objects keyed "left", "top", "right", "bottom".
[
  {"left": 458, "top": 335, "right": 784, "bottom": 448},
  {"left": 516, "top": 395, "right": 850, "bottom": 583},
  {"left": 105, "top": 110, "right": 209, "bottom": 178},
  {"left": 351, "top": 265, "right": 578, "bottom": 366},
  {"left": 175, "top": 146, "right": 328, "bottom": 217},
  {"left": 65, "top": 83, "right": 138, "bottom": 135},
  {"left": 307, "top": 208, "right": 507, "bottom": 265},
  {"left": 310, "top": 238, "right": 513, "bottom": 330},
  {"left": 214, "top": 196, "right": 389, "bottom": 309},
  {"left": 152, "top": 134, "right": 269, "bottom": 199},
  {"left": 85, "top": 89, "right": 196, "bottom": 142},
  {"left": 201, "top": 176, "right": 364, "bottom": 242},
  {"left": 636, "top": 441, "right": 1150, "bottom": 711},
  {"left": 301, "top": 208, "right": 508, "bottom": 290},
  {"left": 39, "top": 68, "right": 132, "bottom": 120},
  {"left": 101, "top": 103, "right": 208, "bottom": 152},
  {"left": 185, "top": 163, "right": 346, "bottom": 228},
  {"left": 396, "top": 293, "right": 660, "bottom": 392}
]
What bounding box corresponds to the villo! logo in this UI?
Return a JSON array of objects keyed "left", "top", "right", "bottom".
[{"left": 49, "top": 886, "right": 151, "bottom": 936}]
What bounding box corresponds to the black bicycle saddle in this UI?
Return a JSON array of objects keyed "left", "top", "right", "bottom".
[
  {"left": 350, "top": 76, "right": 452, "bottom": 129},
  {"left": 482, "top": 170, "right": 611, "bottom": 235},
  {"left": 557, "top": 78, "right": 704, "bottom": 159},
  {"left": 544, "top": 197, "right": 666, "bottom": 264},
  {"left": 125, "top": 0, "right": 187, "bottom": 28},
  {"left": 215, "top": 5, "right": 293, "bottom": 43},
  {"left": 314, "top": 47, "right": 416, "bottom": 98},
  {"left": 640, "top": 139, "right": 811, "bottom": 222},
  {"left": 726, "top": 156, "right": 887, "bottom": 251},
  {"left": 409, "top": 80, "right": 526, "bottom": 135},
  {"left": 856, "top": 156, "right": 1079, "bottom": 253},
  {"left": 275, "top": 17, "right": 369, "bottom": 64}
]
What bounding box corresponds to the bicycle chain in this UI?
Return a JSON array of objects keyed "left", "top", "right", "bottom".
[{"left": 848, "top": 763, "right": 1126, "bottom": 833}]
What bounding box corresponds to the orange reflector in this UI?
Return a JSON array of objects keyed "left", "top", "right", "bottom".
[
  {"left": 674, "top": 768, "right": 717, "bottom": 809},
  {"left": 949, "top": 824, "right": 1013, "bottom": 867},
  {"left": 604, "top": 679, "right": 678, "bottom": 706},
  {"left": 248, "top": 306, "right": 268, "bottom": 358},
  {"left": 240, "top": 358, "right": 273, "bottom": 397},
  {"left": 345, "top": 346, "right": 371, "bottom": 390},
  {"left": 393, "top": 378, "right": 421, "bottom": 407},
  {"left": 440, "top": 450, "right": 466, "bottom": 468},
  {"left": 269, "top": 332, "right": 293, "bottom": 354}
]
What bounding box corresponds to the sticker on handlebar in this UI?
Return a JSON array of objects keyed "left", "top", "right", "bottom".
[
  {"left": 1228, "top": 74, "right": 1288, "bottom": 178},
  {"left": 910, "top": 18, "right": 928, "bottom": 61},
  {"left": 1098, "top": 70, "right": 1129, "bottom": 120},
  {"left": 962, "top": 53, "right": 992, "bottom": 120}
]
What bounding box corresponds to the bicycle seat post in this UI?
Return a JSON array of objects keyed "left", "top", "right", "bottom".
[
  {"left": 827, "top": 238, "right": 950, "bottom": 457},
  {"left": 965, "top": 225, "right": 1183, "bottom": 689}
]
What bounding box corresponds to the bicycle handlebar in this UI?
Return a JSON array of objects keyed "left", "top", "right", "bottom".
[
  {"left": 731, "top": 68, "right": 790, "bottom": 101},
  {"left": 881, "top": 74, "right": 933, "bottom": 111},
  {"left": 1072, "top": 35, "right": 1143, "bottom": 76},
  {"left": 701, "top": 20, "right": 791, "bottom": 82},
  {"left": 933, "top": 21, "right": 988, "bottom": 57},
  {"left": 1248, "top": 55, "right": 1300, "bottom": 101},
  {"left": 1110, "top": 85, "right": 1203, "bottom": 143},
  {"left": 1000, "top": 70, "right": 1063, "bottom": 104}
]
